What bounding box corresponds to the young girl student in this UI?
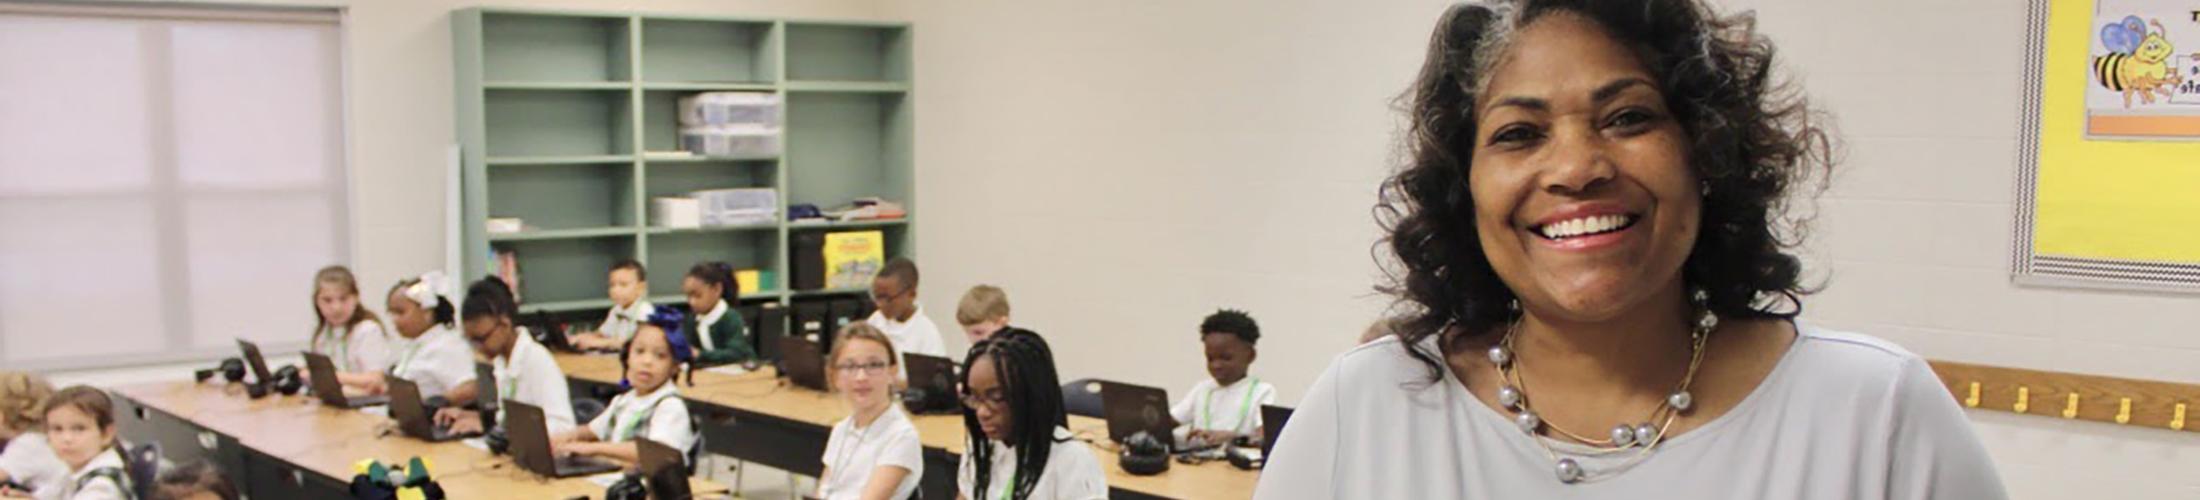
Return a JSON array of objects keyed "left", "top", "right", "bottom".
[
  {"left": 307, "top": 266, "right": 393, "bottom": 393},
  {"left": 435, "top": 276, "right": 576, "bottom": 434},
  {"left": 817, "top": 323, "right": 923, "bottom": 500},
  {"left": 1168, "top": 309, "right": 1277, "bottom": 448},
  {"left": 365, "top": 272, "right": 475, "bottom": 400},
  {"left": 958, "top": 329, "right": 1106, "bottom": 500},
  {"left": 681, "top": 262, "right": 752, "bottom": 366},
  {"left": 0, "top": 372, "right": 62, "bottom": 499},
  {"left": 44, "top": 386, "right": 133, "bottom": 500},
  {"left": 550, "top": 310, "right": 697, "bottom": 462},
  {"left": 570, "top": 259, "right": 653, "bottom": 351}
]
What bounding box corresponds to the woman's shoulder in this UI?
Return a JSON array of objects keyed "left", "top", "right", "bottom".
[{"left": 1777, "top": 324, "right": 1934, "bottom": 389}]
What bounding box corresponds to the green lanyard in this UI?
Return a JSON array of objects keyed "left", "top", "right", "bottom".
[
  {"left": 391, "top": 339, "right": 424, "bottom": 375},
  {"left": 995, "top": 468, "right": 1016, "bottom": 500},
  {"left": 319, "top": 326, "right": 351, "bottom": 371},
  {"left": 610, "top": 392, "right": 659, "bottom": 441},
  {"left": 1199, "top": 378, "right": 1260, "bottom": 432}
]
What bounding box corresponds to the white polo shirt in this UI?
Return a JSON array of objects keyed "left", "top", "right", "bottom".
[
  {"left": 0, "top": 433, "right": 66, "bottom": 500},
  {"left": 599, "top": 301, "right": 656, "bottom": 343},
  {"left": 957, "top": 427, "right": 1107, "bottom": 500},
  {"left": 819, "top": 404, "right": 923, "bottom": 500},
  {"left": 1169, "top": 376, "right": 1278, "bottom": 442},
  {"left": 586, "top": 383, "right": 694, "bottom": 453},
  {"left": 493, "top": 332, "right": 576, "bottom": 432},
  {"left": 313, "top": 321, "right": 394, "bottom": 373},
  {"left": 866, "top": 305, "right": 947, "bottom": 358},
  {"left": 389, "top": 326, "right": 474, "bottom": 400}
]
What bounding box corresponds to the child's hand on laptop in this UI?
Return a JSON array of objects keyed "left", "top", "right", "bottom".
[{"left": 436, "top": 407, "right": 484, "bottom": 434}]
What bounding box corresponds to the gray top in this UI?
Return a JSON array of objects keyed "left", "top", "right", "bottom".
[{"left": 1256, "top": 325, "right": 2008, "bottom": 500}]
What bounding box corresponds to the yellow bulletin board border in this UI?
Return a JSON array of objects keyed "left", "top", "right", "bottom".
[{"left": 2014, "top": 0, "right": 2200, "bottom": 293}]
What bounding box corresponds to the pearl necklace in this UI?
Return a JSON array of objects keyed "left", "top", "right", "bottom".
[{"left": 1487, "top": 309, "right": 1717, "bottom": 484}]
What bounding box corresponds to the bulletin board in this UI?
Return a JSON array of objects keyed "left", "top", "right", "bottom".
[{"left": 2014, "top": 0, "right": 2200, "bottom": 291}]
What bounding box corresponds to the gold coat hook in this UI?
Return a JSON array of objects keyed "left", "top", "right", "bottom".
[
  {"left": 1964, "top": 382, "right": 1980, "bottom": 408},
  {"left": 2014, "top": 387, "right": 2030, "bottom": 413},
  {"left": 2115, "top": 398, "right": 2132, "bottom": 425},
  {"left": 2063, "top": 393, "right": 2081, "bottom": 419}
]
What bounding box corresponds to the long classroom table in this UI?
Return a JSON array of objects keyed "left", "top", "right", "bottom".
[
  {"left": 554, "top": 352, "right": 1258, "bottom": 500},
  {"left": 112, "top": 380, "right": 728, "bottom": 499}
]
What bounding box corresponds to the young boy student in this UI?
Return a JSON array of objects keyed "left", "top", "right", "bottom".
[
  {"left": 571, "top": 259, "right": 653, "bottom": 351},
  {"left": 1170, "top": 309, "right": 1278, "bottom": 448},
  {"left": 865, "top": 258, "right": 946, "bottom": 358},
  {"left": 955, "top": 285, "right": 1013, "bottom": 345}
]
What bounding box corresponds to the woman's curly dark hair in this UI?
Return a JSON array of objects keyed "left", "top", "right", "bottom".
[{"left": 1378, "top": 0, "right": 1831, "bottom": 379}]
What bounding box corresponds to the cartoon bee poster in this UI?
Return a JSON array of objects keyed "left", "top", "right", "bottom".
[
  {"left": 2017, "top": 0, "right": 2200, "bottom": 292},
  {"left": 2083, "top": 0, "right": 2200, "bottom": 138}
]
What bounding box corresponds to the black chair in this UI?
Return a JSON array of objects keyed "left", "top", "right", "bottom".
[
  {"left": 126, "top": 441, "right": 160, "bottom": 500},
  {"left": 1060, "top": 378, "right": 1106, "bottom": 418}
]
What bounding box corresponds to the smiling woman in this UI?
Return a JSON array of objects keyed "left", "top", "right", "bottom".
[{"left": 1255, "top": 1, "right": 2008, "bottom": 498}]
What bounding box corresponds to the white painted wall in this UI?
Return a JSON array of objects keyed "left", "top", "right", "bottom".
[{"left": 894, "top": 0, "right": 2200, "bottom": 498}]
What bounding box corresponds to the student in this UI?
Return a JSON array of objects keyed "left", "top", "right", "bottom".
[
  {"left": 306, "top": 266, "right": 393, "bottom": 392},
  {"left": 44, "top": 386, "right": 132, "bottom": 500},
  {"left": 550, "top": 310, "right": 698, "bottom": 462},
  {"left": 816, "top": 323, "right": 923, "bottom": 500},
  {"left": 954, "top": 285, "right": 1013, "bottom": 345},
  {"left": 1169, "top": 309, "right": 1278, "bottom": 447},
  {"left": 435, "top": 276, "right": 576, "bottom": 434},
  {"left": 865, "top": 258, "right": 945, "bottom": 358},
  {"left": 681, "top": 262, "right": 753, "bottom": 366},
  {"left": 958, "top": 329, "right": 1105, "bottom": 500},
  {"left": 0, "top": 372, "right": 61, "bottom": 499},
  {"left": 570, "top": 259, "right": 654, "bottom": 351},
  {"left": 353, "top": 272, "right": 476, "bottom": 400},
  {"left": 148, "top": 462, "right": 235, "bottom": 500}
]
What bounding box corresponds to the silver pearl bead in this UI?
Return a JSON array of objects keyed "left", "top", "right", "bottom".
[
  {"left": 1555, "top": 458, "right": 1584, "bottom": 483},
  {"left": 1515, "top": 410, "right": 1542, "bottom": 434},
  {"left": 1668, "top": 391, "right": 1694, "bottom": 412},
  {"left": 1609, "top": 424, "right": 1636, "bottom": 447},
  {"left": 1487, "top": 345, "right": 1511, "bottom": 366},
  {"left": 1497, "top": 385, "right": 1522, "bottom": 409},
  {"left": 1697, "top": 312, "right": 1719, "bottom": 332},
  {"left": 1633, "top": 423, "right": 1659, "bottom": 444}
]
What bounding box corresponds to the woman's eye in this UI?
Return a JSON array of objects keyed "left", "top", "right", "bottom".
[
  {"left": 1488, "top": 125, "right": 1542, "bottom": 146},
  {"left": 1607, "top": 109, "right": 1657, "bottom": 129}
]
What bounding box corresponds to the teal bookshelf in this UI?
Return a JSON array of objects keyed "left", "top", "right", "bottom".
[{"left": 454, "top": 9, "right": 914, "bottom": 313}]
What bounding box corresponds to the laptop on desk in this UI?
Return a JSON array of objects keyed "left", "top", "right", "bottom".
[
  {"left": 504, "top": 400, "right": 620, "bottom": 478},
  {"left": 386, "top": 377, "right": 471, "bottom": 442},
  {"left": 303, "top": 352, "right": 388, "bottom": 408}
]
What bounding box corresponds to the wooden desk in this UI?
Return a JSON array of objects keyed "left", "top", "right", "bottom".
[
  {"left": 112, "top": 380, "right": 729, "bottom": 499},
  {"left": 552, "top": 355, "right": 1259, "bottom": 499}
]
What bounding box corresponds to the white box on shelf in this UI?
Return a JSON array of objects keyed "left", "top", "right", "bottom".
[
  {"left": 485, "top": 217, "right": 524, "bottom": 234},
  {"left": 679, "top": 123, "right": 782, "bottom": 158},
  {"left": 651, "top": 197, "right": 702, "bottom": 229},
  {"left": 692, "top": 188, "right": 778, "bottom": 227},
  {"left": 678, "top": 92, "right": 781, "bottom": 127}
]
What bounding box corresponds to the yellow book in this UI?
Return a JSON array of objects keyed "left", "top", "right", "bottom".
[{"left": 822, "top": 231, "right": 885, "bottom": 289}]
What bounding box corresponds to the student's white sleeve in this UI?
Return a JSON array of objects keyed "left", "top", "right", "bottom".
[
  {"left": 955, "top": 448, "right": 976, "bottom": 498},
  {"left": 525, "top": 351, "right": 577, "bottom": 432},
  {"left": 73, "top": 478, "right": 129, "bottom": 500},
  {"left": 352, "top": 322, "right": 395, "bottom": 372},
  {"left": 418, "top": 341, "right": 475, "bottom": 398},
  {"left": 587, "top": 395, "right": 618, "bottom": 439},
  {"left": 1053, "top": 443, "right": 1109, "bottom": 500},
  {"left": 1169, "top": 381, "right": 1202, "bottom": 442},
  {"left": 1252, "top": 363, "right": 1341, "bottom": 500},
  {"left": 914, "top": 319, "right": 947, "bottom": 357},
  {"left": 820, "top": 423, "right": 845, "bottom": 468},
  {"left": 641, "top": 398, "right": 696, "bottom": 452},
  {"left": 1885, "top": 356, "right": 2009, "bottom": 500},
  {"left": 880, "top": 426, "right": 923, "bottom": 475}
]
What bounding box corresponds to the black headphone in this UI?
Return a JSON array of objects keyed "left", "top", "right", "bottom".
[
  {"left": 1118, "top": 432, "right": 1172, "bottom": 476},
  {"left": 195, "top": 358, "right": 247, "bottom": 384},
  {"left": 271, "top": 365, "right": 304, "bottom": 396}
]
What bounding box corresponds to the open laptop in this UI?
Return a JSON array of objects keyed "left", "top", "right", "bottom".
[
  {"left": 636, "top": 438, "right": 692, "bottom": 498},
  {"left": 504, "top": 400, "right": 621, "bottom": 478},
  {"left": 386, "top": 377, "right": 470, "bottom": 442},
  {"left": 1260, "top": 404, "right": 1294, "bottom": 458},
  {"left": 903, "top": 353, "right": 962, "bottom": 413},
  {"left": 776, "top": 337, "right": 828, "bottom": 391},
  {"left": 302, "top": 352, "right": 388, "bottom": 408},
  {"left": 233, "top": 340, "right": 275, "bottom": 390},
  {"left": 1099, "top": 380, "right": 1178, "bottom": 450}
]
